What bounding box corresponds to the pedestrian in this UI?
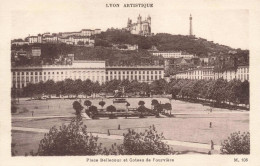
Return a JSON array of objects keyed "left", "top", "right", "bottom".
[
  {"left": 32, "top": 111, "right": 34, "bottom": 117},
  {"left": 209, "top": 122, "right": 212, "bottom": 128},
  {"left": 208, "top": 151, "right": 211, "bottom": 155},
  {"left": 211, "top": 140, "right": 214, "bottom": 150}
]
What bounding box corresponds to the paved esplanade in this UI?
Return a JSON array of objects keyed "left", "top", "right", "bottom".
[{"left": 12, "top": 126, "right": 221, "bottom": 151}]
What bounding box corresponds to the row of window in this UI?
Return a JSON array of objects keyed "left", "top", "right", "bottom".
[
  {"left": 13, "top": 75, "right": 105, "bottom": 82},
  {"left": 12, "top": 71, "right": 105, "bottom": 76},
  {"left": 106, "top": 70, "right": 162, "bottom": 75},
  {"left": 107, "top": 75, "right": 162, "bottom": 81},
  {"left": 237, "top": 68, "right": 249, "bottom": 73}
]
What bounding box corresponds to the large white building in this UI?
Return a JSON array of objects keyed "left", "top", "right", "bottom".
[
  {"left": 172, "top": 65, "right": 249, "bottom": 82},
  {"left": 20, "top": 28, "right": 101, "bottom": 46},
  {"left": 11, "top": 62, "right": 165, "bottom": 89},
  {"left": 125, "top": 15, "right": 151, "bottom": 36},
  {"left": 11, "top": 61, "right": 106, "bottom": 89},
  {"left": 106, "top": 65, "right": 164, "bottom": 84},
  {"left": 152, "top": 51, "right": 195, "bottom": 59},
  {"left": 173, "top": 66, "right": 214, "bottom": 80},
  {"left": 214, "top": 65, "right": 249, "bottom": 82}
]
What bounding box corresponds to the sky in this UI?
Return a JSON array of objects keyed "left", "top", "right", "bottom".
[{"left": 10, "top": 0, "right": 249, "bottom": 49}]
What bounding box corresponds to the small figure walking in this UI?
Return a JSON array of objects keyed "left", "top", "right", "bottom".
[
  {"left": 211, "top": 140, "right": 214, "bottom": 150},
  {"left": 118, "top": 124, "right": 121, "bottom": 130},
  {"left": 32, "top": 111, "right": 34, "bottom": 117},
  {"left": 209, "top": 122, "right": 212, "bottom": 128},
  {"left": 208, "top": 151, "right": 211, "bottom": 155}
]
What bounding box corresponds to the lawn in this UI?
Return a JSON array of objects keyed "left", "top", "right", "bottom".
[{"left": 12, "top": 98, "right": 249, "bottom": 156}]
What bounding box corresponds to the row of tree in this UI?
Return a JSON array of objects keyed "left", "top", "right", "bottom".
[
  {"left": 17, "top": 78, "right": 249, "bottom": 106},
  {"left": 168, "top": 79, "right": 249, "bottom": 106}
]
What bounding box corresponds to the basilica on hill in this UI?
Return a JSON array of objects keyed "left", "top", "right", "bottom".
[{"left": 125, "top": 14, "right": 152, "bottom": 36}]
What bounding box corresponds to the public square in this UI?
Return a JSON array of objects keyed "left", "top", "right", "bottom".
[{"left": 11, "top": 97, "right": 249, "bottom": 155}]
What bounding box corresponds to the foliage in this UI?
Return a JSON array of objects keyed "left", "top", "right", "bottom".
[
  {"left": 110, "top": 125, "right": 174, "bottom": 155},
  {"left": 220, "top": 131, "right": 250, "bottom": 154},
  {"left": 37, "top": 117, "right": 103, "bottom": 155},
  {"left": 72, "top": 101, "right": 83, "bottom": 116},
  {"left": 99, "top": 101, "right": 106, "bottom": 108},
  {"left": 84, "top": 100, "right": 92, "bottom": 107},
  {"left": 11, "top": 105, "right": 18, "bottom": 114},
  {"left": 151, "top": 99, "right": 159, "bottom": 106},
  {"left": 138, "top": 100, "right": 145, "bottom": 106},
  {"left": 20, "top": 78, "right": 249, "bottom": 108},
  {"left": 34, "top": 118, "right": 175, "bottom": 155},
  {"left": 137, "top": 105, "right": 147, "bottom": 118},
  {"left": 11, "top": 143, "right": 18, "bottom": 156},
  {"left": 106, "top": 105, "right": 116, "bottom": 113},
  {"left": 164, "top": 103, "right": 172, "bottom": 111},
  {"left": 89, "top": 105, "right": 98, "bottom": 115},
  {"left": 12, "top": 32, "right": 248, "bottom": 68}
]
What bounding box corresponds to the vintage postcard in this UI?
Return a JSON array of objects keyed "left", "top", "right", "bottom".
[{"left": 0, "top": 0, "right": 260, "bottom": 165}]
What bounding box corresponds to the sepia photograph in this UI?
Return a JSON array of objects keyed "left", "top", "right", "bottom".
[{"left": 1, "top": 0, "right": 260, "bottom": 165}]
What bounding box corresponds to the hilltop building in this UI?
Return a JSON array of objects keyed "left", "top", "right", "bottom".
[
  {"left": 125, "top": 14, "right": 151, "bottom": 36},
  {"left": 152, "top": 51, "right": 195, "bottom": 59},
  {"left": 12, "top": 28, "right": 101, "bottom": 46}
]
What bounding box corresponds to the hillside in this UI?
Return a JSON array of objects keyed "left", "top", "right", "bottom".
[
  {"left": 96, "top": 30, "right": 246, "bottom": 56},
  {"left": 11, "top": 30, "right": 249, "bottom": 67}
]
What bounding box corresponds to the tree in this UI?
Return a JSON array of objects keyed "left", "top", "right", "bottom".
[
  {"left": 240, "top": 80, "right": 249, "bottom": 106},
  {"left": 150, "top": 79, "right": 167, "bottom": 95},
  {"left": 73, "top": 79, "right": 83, "bottom": 97},
  {"left": 77, "top": 41, "right": 84, "bottom": 45},
  {"left": 209, "top": 78, "right": 227, "bottom": 104},
  {"left": 137, "top": 105, "right": 147, "bottom": 118},
  {"left": 164, "top": 103, "right": 172, "bottom": 114},
  {"left": 99, "top": 101, "right": 106, "bottom": 110},
  {"left": 56, "top": 81, "right": 65, "bottom": 97},
  {"left": 82, "top": 79, "right": 92, "bottom": 97},
  {"left": 221, "top": 131, "right": 250, "bottom": 154},
  {"left": 106, "top": 105, "right": 116, "bottom": 114},
  {"left": 37, "top": 118, "right": 103, "bottom": 155},
  {"left": 89, "top": 105, "right": 98, "bottom": 115},
  {"left": 64, "top": 79, "right": 75, "bottom": 97},
  {"left": 110, "top": 125, "right": 174, "bottom": 155},
  {"left": 44, "top": 80, "right": 56, "bottom": 96},
  {"left": 138, "top": 100, "right": 145, "bottom": 106},
  {"left": 72, "top": 101, "right": 83, "bottom": 116},
  {"left": 84, "top": 100, "right": 92, "bottom": 109},
  {"left": 151, "top": 99, "right": 159, "bottom": 109},
  {"left": 11, "top": 105, "right": 18, "bottom": 114},
  {"left": 92, "top": 82, "right": 101, "bottom": 98}
]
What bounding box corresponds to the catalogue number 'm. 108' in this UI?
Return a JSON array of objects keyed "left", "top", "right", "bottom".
[{"left": 234, "top": 158, "right": 248, "bottom": 162}]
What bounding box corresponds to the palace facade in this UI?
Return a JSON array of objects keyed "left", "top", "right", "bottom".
[
  {"left": 106, "top": 65, "right": 164, "bottom": 84},
  {"left": 172, "top": 65, "right": 249, "bottom": 82},
  {"left": 11, "top": 61, "right": 106, "bottom": 89},
  {"left": 11, "top": 61, "right": 165, "bottom": 89}
]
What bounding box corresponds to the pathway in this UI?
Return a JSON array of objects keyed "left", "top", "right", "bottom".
[
  {"left": 12, "top": 115, "right": 75, "bottom": 120},
  {"left": 12, "top": 126, "right": 220, "bottom": 151}
]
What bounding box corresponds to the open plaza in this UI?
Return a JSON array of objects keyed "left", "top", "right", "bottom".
[{"left": 11, "top": 97, "right": 249, "bottom": 155}]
